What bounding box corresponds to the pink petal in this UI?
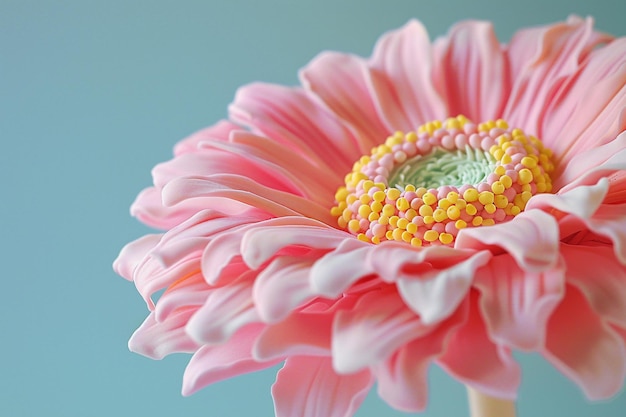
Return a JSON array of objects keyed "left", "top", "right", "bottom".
[
  {"left": 113, "top": 233, "right": 161, "bottom": 281},
  {"left": 182, "top": 324, "right": 279, "bottom": 396},
  {"left": 373, "top": 302, "right": 467, "bottom": 412},
  {"left": 154, "top": 271, "right": 211, "bottom": 322},
  {"left": 503, "top": 16, "right": 612, "bottom": 135},
  {"left": 432, "top": 20, "right": 508, "bottom": 121},
  {"left": 395, "top": 249, "right": 491, "bottom": 324},
  {"left": 173, "top": 120, "right": 239, "bottom": 156},
  {"left": 437, "top": 291, "right": 521, "bottom": 400},
  {"left": 544, "top": 284, "right": 626, "bottom": 400},
  {"left": 473, "top": 254, "right": 565, "bottom": 350},
  {"left": 455, "top": 209, "right": 560, "bottom": 272},
  {"left": 369, "top": 20, "right": 446, "bottom": 130},
  {"left": 561, "top": 244, "right": 626, "bottom": 327},
  {"left": 253, "top": 256, "right": 317, "bottom": 323},
  {"left": 542, "top": 37, "right": 626, "bottom": 164},
  {"left": 332, "top": 287, "right": 434, "bottom": 373},
  {"left": 229, "top": 83, "right": 360, "bottom": 168},
  {"left": 309, "top": 239, "right": 375, "bottom": 298},
  {"left": 299, "top": 52, "right": 389, "bottom": 149},
  {"left": 185, "top": 271, "right": 260, "bottom": 345},
  {"left": 240, "top": 218, "right": 350, "bottom": 269},
  {"left": 129, "top": 309, "right": 200, "bottom": 360},
  {"left": 272, "top": 357, "right": 373, "bottom": 417}
]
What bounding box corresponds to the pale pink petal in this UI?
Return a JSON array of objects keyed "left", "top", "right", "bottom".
[
  {"left": 309, "top": 239, "right": 375, "bottom": 298},
  {"left": 299, "top": 52, "right": 389, "bottom": 148},
  {"left": 553, "top": 132, "right": 626, "bottom": 193},
  {"left": 504, "top": 16, "right": 612, "bottom": 135},
  {"left": 240, "top": 218, "right": 351, "bottom": 269},
  {"left": 185, "top": 271, "right": 260, "bottom": 345},
  {"left": 272, "top": 357, "right": 373, "bottom": 417},
  {"left": 544, "top": 285, "right": 626, "bottom": 400},
  {"left": 182, "top": 324, "right": 280, "bottom": 396},
  {"left": 369, "top": 20, "right": 446, "bottom": 129},
  {"left": 561, "top": 244, "right": 626, "bottom": 327},
  {"left": 332, "top": 287, "right": 434, "bottom": 373},
  {"left": 474, "top": 254, "right": 565, "bottom": 350},
  {"left": 173, "top": 120, "right": 239, "bottom": 156},
  {"left": 253, "top": 257, "right": 317, "bottom": 323},
  {"left": 542, "top": 38, "right": 626, "bottom": 164},
  {"left": 395, "top": 250, "right": 491, "bottom": 324},
  {"left": 253, "top": 297, "right": 359, "bottom": 361},
  {"left": 455, "top": 209, "right": 560, "bottom": 272},
  {"left": 438, "top": 292, "right": 521, "bottom": 400},
  {"left": 113, "top": 233, "right": 161, "bottom": 281},
  {"left": 229, "top": 83, "right": 360, "bottom": 167},
  {"left": 154, "top": 271, "right": 211, "bottom": 322},
  {"left": 432, "top": 20, "right": 508, "bottom": 121},
  {"left": 131, "top": 187, "right": 214, "bottom": 230},
  {"left": 373, "top": 302, "right": 467, "bottom": 412},
  {"left": 129, "top": 308, "right": 199, "bottom": 360},
  {"left": 162, "top": 174, "right": 335, "bottom": 224}
]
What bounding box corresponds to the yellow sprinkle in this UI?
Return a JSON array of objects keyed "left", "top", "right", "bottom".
[
  {"left": 404, "top": 184, "right": 416, "bottom": 192},
  {"left": 405, "top": 131, "right": 418, "bottom": 143},
  {"left": 478, "top": 191, "right": 495, "bottom": 205},
  {"left": 402, "top": 231, "right": 413, "bottom": 243},
  {"left": 368, "top": 212, "right": 380, "bottom": 222},
  {"left": 342, "top": 209, "right": 353, "bottom": 222},
  {"left": 447, "top": 205, "right": 461, "bottom": 220},
  {"left": 521, "top": 191, "right": 533, "bottom": 203},
  {"left": 389, "top": 216, "right": 399, "bottom": 227},
  {"left": 438, "top": 198, "right": 452, "bottom": 210},
  {"left": 387, "top": 188, "right": 401, "bottom": 201},
  {"left": 423, "top": 215, "right": 435, "bottom": 225},
  {"left": 494, "top": 194, "right": 509, "bottom": 209},
  {"left": 463, "top": 188, "right": 479, "bottom": 202},
  {"left": 491, "top": 181, "right": 505, "bottom": 194},
  {"left": 433, "top": 208, "right": 448, "bottom": 222},
  {"left": 359, "top": 194, "right": 371, "bottom": 205},
  {"left": 439, "top": 233, "right": 454, "bottom": 245},
  {"left": 511, "top": 206, "right": 521, "bottom": 215},
  {"left": 358, "top": 204, "right": 371, "bottom": 218},
  {"left": 374, "top": 182, "right": 386, "bottom": 190},
  {"left": 330, "top": 206, "right": 342, "bottom": 216},
  {"left": 521, "top": 183, "right": 532, "bottom": 193},
  {"left": 493, "top": 148, "right": 505, "bottom": 160},
  {"left": 424, "top": 230, "right": 439, "bottom": 242},
  {"left": 495, "top": 166, "right": 506, "bottom": 176},
  {"left": 378, "top": 215, "right": 389, "bottom": 226},
  {"left": 465, "top": 204, "right": 478, "bottom": 216},
  {"left": 445, "top": 118, "right": 461, "bottom": 130},
  {"left": 472, "top": 216, "right": 483, "bottom": 226},
  {"left": 455, "top": 219, "right": 467, "bottom": 229},
  {"left": 521, "top": 156, "right": 538, "bottom": 169},
  {"left": 501, "top": 154, "right": 512, "bottom": 165},
  {"left": 496, "top": 119, "right": 509, "bottom": 129},
  {"left": 518, "top": 168, "right": 533, "bottom": 184},
  {"left": 348, "top": 219, "right": 360, "bottom": 233},
  {"left": 455, "top": 199, "right": 467, "bottom": 210},
  {"left": 536, "top": 182, "right": 547, "bottom": 193},
  {"left": 362, "top": 180, "right": 374, "bottom": 192},
  {"left": 397, "top": 218, "right": 409, "bottom": 230},
  {"left": 335, "top": 187, "right": 349, "bottom": 202},
  {"left": 415, "top": 187, "right": 427, "bottom": 197},
  {"left": 406, "top": 223, "right": 418, "bottom": 234},
  {"left": 419, "top": 205, "right": 433, "bottom": 217},
  {"left": 392, "top": 228, "right": 404, "bottom": 241},
  {"left": 338, "top": 217, "right": 347, "bottom": 228},
  {"left": 357, "top": 233, "right": 369, "bottom": 242},
  {"left": 396, "top": 197, "right": 410, "bottom": 211},
  {"left": 446, "top": 192, "right": 459, "bottom": 203},
  {"left": 371, "top": 201, "right": 383, "bottom": 213},
  {"left": 386, "top": 230, "right": 394, "bottom": 240},
  {"left": 500, "top": 175, "right": 513, "bottom": 189},
  {"left": 411, "top": 237, "right": 423, "bottom": 247},
  {"left": 422, "top": 192, "right": 437, "bottom": 206},
  {"left": 382, "top": 204, "right": 395, "bottom": 217},
  {"left": 347, "top": 194, "right": 358, "bottom": 204},
  {"left": 482, "top": 219, "right": 495, "bottom": 226},
  {"left": 371, "top": 236, "right": 381, "bottom": 244},
  {"left": 484, "top": 203, "right": 496, "bottom": 214},
  {"left": 373, "top": 191, "right": 386, "bottom": 203}
]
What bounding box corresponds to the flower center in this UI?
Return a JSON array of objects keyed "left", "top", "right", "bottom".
[{"left": 331, "top": 116, "right": 555, "bottom": 247}]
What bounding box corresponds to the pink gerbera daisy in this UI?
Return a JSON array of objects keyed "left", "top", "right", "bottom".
[{"left": 114, "top": 16, "right": 626, "bottom": 417}]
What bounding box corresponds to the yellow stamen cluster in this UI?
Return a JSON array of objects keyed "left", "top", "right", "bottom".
[{"left": 331, "top": 116, "right": 555, "bottom": 247}]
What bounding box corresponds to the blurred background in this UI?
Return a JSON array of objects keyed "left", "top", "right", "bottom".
[{"left": 2, "top": 0, "right": 625, "bottom": 416}]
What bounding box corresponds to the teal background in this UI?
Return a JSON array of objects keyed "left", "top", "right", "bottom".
[{"left": 2, "top": 0, "right": 625, "bottom": 416}]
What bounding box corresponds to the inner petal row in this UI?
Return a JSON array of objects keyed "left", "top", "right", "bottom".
[{"left": 331, "top": 116, "right": 555, "bottom": 247}]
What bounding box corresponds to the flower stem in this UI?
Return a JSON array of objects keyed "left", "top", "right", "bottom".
[{"left": 467, "top": 387, "right": 517, "bottom": 417}]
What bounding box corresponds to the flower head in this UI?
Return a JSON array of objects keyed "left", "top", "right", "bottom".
[{"left": 115, "top": 17, "right": 626, "bottom": 415}]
